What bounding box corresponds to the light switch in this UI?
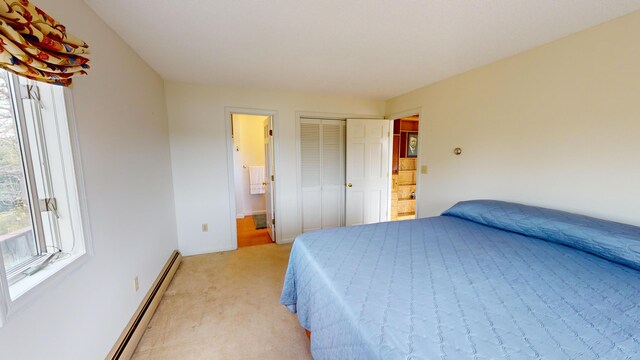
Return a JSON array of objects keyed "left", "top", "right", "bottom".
[
  {"left": 421, "top": 165, "right": 428, "bottom": 174},
  {"left": 202, "top": 224, "right": 209, "bottom": 232}
]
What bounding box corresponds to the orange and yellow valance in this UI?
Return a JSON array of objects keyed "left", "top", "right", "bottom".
[{"left": 0, "top": 0, "right": 89, "bottom": 86}]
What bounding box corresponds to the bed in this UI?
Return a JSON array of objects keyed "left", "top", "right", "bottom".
[{"left": 280, "top": 200, "right": 640, "bottom": 359}]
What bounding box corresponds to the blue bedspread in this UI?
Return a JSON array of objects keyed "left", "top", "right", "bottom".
[{"left": 280, "top": 201, "right": 640, "bottom": 359}]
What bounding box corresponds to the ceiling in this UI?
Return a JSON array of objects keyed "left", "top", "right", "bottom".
[{"left": 84, "top": 1, "right": 640, "bottom": 100}]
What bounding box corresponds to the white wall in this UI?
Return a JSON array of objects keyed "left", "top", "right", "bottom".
[
  {"left": 166, "top": 82, "right": 384, "bottom": 254},
  {"left": 386, "top": 11, "right": 640, "bottom": 226},
  {"left": 0, "top": 0, "right": 178, "bottom": 359},
  {"left": 233, "top": 114, "right": 268, "bottom": 217}
]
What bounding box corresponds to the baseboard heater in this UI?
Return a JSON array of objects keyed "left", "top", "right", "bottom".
[{"left": 106, "top": 250, "right": 182, "bottom": 360}]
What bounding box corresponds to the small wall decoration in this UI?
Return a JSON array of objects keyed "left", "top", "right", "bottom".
[{"left": 406, "top": 132, "right": 418, "bottom": 158}]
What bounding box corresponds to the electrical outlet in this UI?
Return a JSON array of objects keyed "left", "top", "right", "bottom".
[
  {"left": 202, "top": 223, "right": 209, "bottom": 232},
  {"left": 134, "top": 276, "right": 139, "bottom": 292},
  {"left": 421, "top": 165, "right": 429, "bottom": 174}
]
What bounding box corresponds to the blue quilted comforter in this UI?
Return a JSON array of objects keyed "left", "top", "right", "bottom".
[{"left": 280, "top": 200, "right": 640, "bottom": 359}]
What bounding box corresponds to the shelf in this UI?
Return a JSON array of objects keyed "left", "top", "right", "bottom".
[
  {"left": 399, "top": 158, "right": 417, "bottom": 171},
  {"left": 397, "top": 169, "right": 415, "bottom": 185},
  {"left": 396, "top": 198, "right": 415, "bottom": 214},
  {"left": 397, "top": 212, "right": 416, "bottom": 220},
  {"left": 398, "top": 211, "right": 415, "bottom": 216},
  {"left": 399, "top": 120, "right": 419, "bottom": 132}
]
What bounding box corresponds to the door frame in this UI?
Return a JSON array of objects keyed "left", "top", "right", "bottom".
[
  {"left": 225, "top": 107, "right": 280, "bottom": 247},
  {"left": 262, "top": 117, "right": 275, "bottom": 241},
  {"left": 295, "top": 111, "right": 384, "bottom": 234},
  {"left": 387, "top": 107, "right": 423, "bottom": 219}
]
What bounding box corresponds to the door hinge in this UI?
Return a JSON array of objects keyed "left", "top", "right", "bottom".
[
  {"left": 272, "top": 218, "right": 275, "bottom": 225},
  {"left": 269, "top": 129, "right": 273, "bottom": 136},
  {"left": 271, "top": 175, "right": 274, "bottom": 181}
]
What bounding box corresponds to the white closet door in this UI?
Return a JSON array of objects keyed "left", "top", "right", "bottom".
[
  {"left": 345, "top": 119, "right": 390, "bottom": 226},
  {"left": 300, "top": 120, "right": 322, "bottom": 232},
  {"left": 300, "top": 119, "right": 346, "bottom": 232},
  {"left": 321, "top": 121, "right": 345, "bottom": 229}
]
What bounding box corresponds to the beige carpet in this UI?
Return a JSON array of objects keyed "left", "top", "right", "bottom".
[{"left": 131, "top": 244, "right": 312, "bottom": 359}]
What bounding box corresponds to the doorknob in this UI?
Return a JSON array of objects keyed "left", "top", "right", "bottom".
[{"left": 347, "top": 183, "right": 353, "bottom": 187}]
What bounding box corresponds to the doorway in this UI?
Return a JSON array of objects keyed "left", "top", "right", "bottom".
[
  {"left": 390, "top": 115, "right": 419, "bottom": 221},
  {"left": 230, "top": 112, "right": 276, "bottom": 247}
]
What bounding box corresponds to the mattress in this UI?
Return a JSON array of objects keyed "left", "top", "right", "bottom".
[{"left": 280, "top": 201, "right": 640, "bottom": 359}]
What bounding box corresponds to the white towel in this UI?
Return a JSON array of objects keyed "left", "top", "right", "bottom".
[{"left": 249, "top": 166, "right": 266, "bottom": 194}]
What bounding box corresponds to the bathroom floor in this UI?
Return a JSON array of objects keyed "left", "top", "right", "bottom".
[{"left": 236, "top": 216, "right": 273, "bottom": 247}]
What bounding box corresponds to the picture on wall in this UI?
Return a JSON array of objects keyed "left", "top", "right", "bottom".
[{"left": 406, "top": 132, "right": 418, "bottom": 158}]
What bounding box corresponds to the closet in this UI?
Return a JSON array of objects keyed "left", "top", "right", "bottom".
[{"left": 300, "top": 119, "right": 346, "bottom": 232}]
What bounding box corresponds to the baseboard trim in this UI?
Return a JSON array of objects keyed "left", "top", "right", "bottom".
[
  {"left": 277, "top": 237, "right": 295, "bottom": 244},
  {"left": 106, "top": 250, "right": 182, "bottom": 360},
  {"left": 237, "top": 211, "right": 266, "bottom": 217},
  {"left": 180, "top": 244, "right": 237, "bottom": 256}
]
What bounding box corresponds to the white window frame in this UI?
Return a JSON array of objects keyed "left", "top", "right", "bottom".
[{"left": 0, "top": 73, "right": 92, "bottom": 326}]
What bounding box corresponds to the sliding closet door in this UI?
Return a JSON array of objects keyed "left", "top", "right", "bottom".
[{"left": 300, "top": 119, "right": 345, "bottom": 232}]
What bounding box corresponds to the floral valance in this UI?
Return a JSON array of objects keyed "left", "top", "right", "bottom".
[{"left": 0, "top": 0, "right": 89, "bottom": 86}]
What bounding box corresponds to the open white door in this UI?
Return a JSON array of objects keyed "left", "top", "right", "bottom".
[
  {"left": 264, "top": 117, "right": 276, "bottom": 242},
  {"left": 345, "top": 119, "right": 390, "bottom": 226}
]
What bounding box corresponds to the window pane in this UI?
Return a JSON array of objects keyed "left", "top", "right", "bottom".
[{"left": 0, "top": 72, "right": 38, "bottom": 272}]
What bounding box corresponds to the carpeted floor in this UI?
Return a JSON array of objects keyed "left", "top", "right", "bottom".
[{"left": 131, "top": 244, "right": 311, "bottom": 359}]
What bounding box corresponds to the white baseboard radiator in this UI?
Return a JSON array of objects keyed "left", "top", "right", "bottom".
[{"left": 106, "top": 250, "right": 182, "bottom": 360}]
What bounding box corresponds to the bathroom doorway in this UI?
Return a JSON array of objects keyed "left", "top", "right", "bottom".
[{"left": 231, "top": 113, "right": 276, "bottom": 247}]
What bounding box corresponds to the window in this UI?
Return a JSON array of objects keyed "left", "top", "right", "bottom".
[{"left": 0, "top": 69, "right": 87, "bottom": 306}]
